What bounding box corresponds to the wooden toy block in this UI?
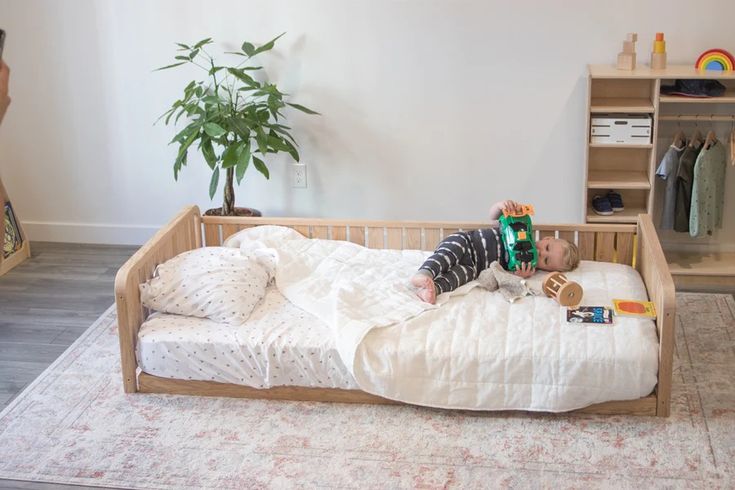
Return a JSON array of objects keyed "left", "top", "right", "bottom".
[
  {"left": 626, "top": 33, "right": 638, "bottom": 42},
  {"left": 617, "top": 52, "right": 636, "bottom": 70},
  {"left": 651, "top": 52, "right": 667, "bottom": 69},
  {"left": 623, "top": 41, "right": 636, "bottom": 54}
]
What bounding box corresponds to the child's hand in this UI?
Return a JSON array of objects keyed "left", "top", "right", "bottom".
[
  {"left": 514, "top": 262, "right": 536, "bottom": 279},
  {"left": 490, "top": 200, "right": 523, "bottom": 220},
  {"left": 500, "top": 200, "right": 523, "bottom": 215}
]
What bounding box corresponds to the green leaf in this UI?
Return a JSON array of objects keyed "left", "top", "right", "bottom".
[
  {"left": 241, "top": 41, "right": 255, "bottom": 56},
  {"left": 208, "top": 65, "right": 224, "bottom": 75},
  {"left": 242, "top": 66, "right": 263, "bottom": 71},
  {"left": 209, "top": 166, "right": 220, "bottom": 199},
  {"left": 201, "top": 95, "right": 222, "bottom": 105},
  {"left": 226, "top": 68, "right": 255, "bottom": 86},
  {"left": 154, "top": 61, "right": 186, "bottom": 71},
  {"left": 251, "top": 32, "right": 286, "bottom": 57},
  {"left": 255, "top": 128, "right": 268, "bottom": 155},
  {"left": 193, "top": 38, "right": 212, "bottom": 49},
  {"left": 253, "top": 157, "right": 270, "bottom": 179},
  {"left": 221, "top": 141, "right": 243, "bottom": 169},
  {"left": 175, "top": 42, "right": 190, "bottom": 50},
  {"left": 235, "top": 142, "right": 251, "bottom": 184},
  {"left": 287, "top": 103, "right": 320, "bottom": 115},
  {"left": 203, "top": 122, "right": 226, "bottom": 138},
  {"left": 201, "top": 137, "right": 217, "bottom": 169},
  {"left": 188, "top": 48, "right": 200, "bottom": 61}
]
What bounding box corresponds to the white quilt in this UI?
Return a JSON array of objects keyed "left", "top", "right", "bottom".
[{"left": 238, "top": 230, "right": 658, "bottom": 412}]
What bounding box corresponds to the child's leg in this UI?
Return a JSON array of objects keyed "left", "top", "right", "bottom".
[
  {"left": 417, "top": 233, "right": 471, "bottom": 279},
  {"left": 434, "top": 263, "right": 478, "bottom": 295}
]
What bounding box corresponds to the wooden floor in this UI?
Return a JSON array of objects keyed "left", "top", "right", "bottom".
[
  {"left": 0, "top": 242, "right": 138, "bottom": 490},
  {"left": 0, "top": 241, "right": 732, "bottom": 489}
]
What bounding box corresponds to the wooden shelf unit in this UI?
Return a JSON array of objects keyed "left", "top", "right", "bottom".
[
  {"left": 586, "top": 64, "right": 735, "bottom": 289},
  {"left": 0, "top": 177, "right": 31, "bottom": 276}
]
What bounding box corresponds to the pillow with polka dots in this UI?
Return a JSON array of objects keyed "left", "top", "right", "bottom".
[{"left": 139, "top": 247, "right": 270, "bottom": 326}]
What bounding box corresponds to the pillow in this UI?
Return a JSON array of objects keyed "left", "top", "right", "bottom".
[
  {"left": 223, "top": 225, "right": 305, "bottom": 252},
  {"left": 139, "top": 247, "right": 270, "bottom": 326}
]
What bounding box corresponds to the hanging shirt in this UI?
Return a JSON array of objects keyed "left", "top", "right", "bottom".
[
  {"left": 689, "top": 140, "right": 727, "bottom": 237},
  {"left": 673, "top": 144, "right": 702, "bottom": 233},
  {"left": 655, "top": 143, "right": 685, "bottom": 230}
]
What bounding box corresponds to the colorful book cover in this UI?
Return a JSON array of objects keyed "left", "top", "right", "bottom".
[
  {"left": 566, "top": 306, "right": 614, "bottom": 324},
  {"left": 612, "top": 299, "right": 657, "bottom": 319}
]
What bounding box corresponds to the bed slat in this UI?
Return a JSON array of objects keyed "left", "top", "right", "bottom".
[
  {"left": 349, "top": 226, "right": 365, "bottom": 246},
  {"left": 405, "top": 228, "right": 422, "bottom": 250},
  {"left": 616, "top": 232, "right": 634, "bottom": 265},
  {"left": 367, "top": 227, "right": 385, "bottom": 248},
  {"left": 577, "top": 232, "right": 595, "bottom": 260},
  {"left": 332, "top": 226, "right": 347, "bottom": 241},
  {"left": 595, "top": 232, "right": 616, "bottom": 262},
  {"left": 386, "top": 228, "right": 403, "bottom": 249},
  {"left": 204, "top": 223, "right": 221, "bottom": 246},
  {"left": 424, "top": 228, "right": 441, "bottom": 251}
]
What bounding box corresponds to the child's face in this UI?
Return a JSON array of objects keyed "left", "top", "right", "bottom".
[{"left": 535, "top": 237, "right": 566, "bottom": 271}]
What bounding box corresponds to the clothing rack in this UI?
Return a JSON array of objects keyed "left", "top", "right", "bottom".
[{"left": 659, "top": 114, "right": 735, "bottom": 122}]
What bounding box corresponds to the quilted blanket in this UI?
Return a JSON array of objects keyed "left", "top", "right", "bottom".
[{"left": 260, "top": 232, "right": 658, "bottom": 412}]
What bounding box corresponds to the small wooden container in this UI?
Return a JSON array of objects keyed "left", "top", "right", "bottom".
[{"left": 542, "top": 272, "right": 583, "bottom": 308}]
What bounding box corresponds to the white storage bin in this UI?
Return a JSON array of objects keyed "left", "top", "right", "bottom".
[{"left": 590, "top": 114, "right": 652, "bottom": 145}]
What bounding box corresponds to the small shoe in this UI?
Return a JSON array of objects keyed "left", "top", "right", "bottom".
[
  {"left": 606, "top": 190, "right": 624, "bottom": 212},
  {"left": 592, "top": 195, "right": 614, "bottom": 216}
]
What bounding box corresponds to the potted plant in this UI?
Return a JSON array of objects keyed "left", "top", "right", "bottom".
[{"left": 157, "top": 34, "right": 318, "bottom": 216}]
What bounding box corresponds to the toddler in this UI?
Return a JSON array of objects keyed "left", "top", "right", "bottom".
[{"left": 412, "top": 200, "right": 580, "bottom": 304}]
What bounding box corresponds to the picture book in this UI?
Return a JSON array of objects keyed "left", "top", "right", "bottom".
[
  {"left": 612, "top": 299, "right": 657, "bottom": 319},
  {"left": 566, "top": 306, "right": 614, "bottom": 325},
  {"left": 3, "top": 201, "right": 23, "bottom": 258}
]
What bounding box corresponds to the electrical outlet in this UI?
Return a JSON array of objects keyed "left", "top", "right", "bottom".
[{"left": 292, "top": 163, "right": 307, "bottom": 188}]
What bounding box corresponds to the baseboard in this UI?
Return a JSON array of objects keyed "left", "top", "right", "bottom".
[{"left": 22, "top": 221, "right": 160, "bottom": 245}]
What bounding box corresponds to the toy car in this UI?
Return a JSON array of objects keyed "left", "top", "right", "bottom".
[{"left": 498, "top": 207, "right": 538, "bottom": 271}]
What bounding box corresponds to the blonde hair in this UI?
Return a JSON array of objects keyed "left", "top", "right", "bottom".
[{"left": 559, "top": 240, "right": 580, "bottom": 271}]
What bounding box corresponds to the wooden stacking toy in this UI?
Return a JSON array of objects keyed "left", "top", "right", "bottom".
[
  {"left": 650, "top": 32, "right": 667, "bottom": 70},
  {"left": 542, "top": 272, "right": 583, "bottom": 308},
  {"left": 616, "top": 33, "right": 637, "bottom": 70}
]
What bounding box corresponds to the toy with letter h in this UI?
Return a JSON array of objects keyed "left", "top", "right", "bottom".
[{"left": 498, "top": 204, "right": 537, "bottom": 271}]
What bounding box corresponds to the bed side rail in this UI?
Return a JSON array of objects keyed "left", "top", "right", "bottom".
[
  {"left": 114, "top": 205, "right": 202, "bottom": 393},
  {"left": 636, "top": 214, "right": 676, "bottom": 417},
  {"left": 202, "top": 216, "right": 638, "bottom": 266}
]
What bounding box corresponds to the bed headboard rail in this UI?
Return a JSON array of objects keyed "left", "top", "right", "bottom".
[
  {"left": 202, "top": 216, "right": 638, "bottom": 266},
  {"left": 114, "top": 205, "right": 202, "bottom": 393}
]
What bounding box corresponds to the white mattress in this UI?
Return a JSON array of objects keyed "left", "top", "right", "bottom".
[
  {"left": 137, "top": 287, "right": 359, "bottom": 390},
  {"left": 138, "top": 258, "right": 659, "bottom": 411}
]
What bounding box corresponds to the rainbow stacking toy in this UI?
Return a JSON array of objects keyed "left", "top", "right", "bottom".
[{"left": 695, "top": 49, "right": 735, "bottom": 71}]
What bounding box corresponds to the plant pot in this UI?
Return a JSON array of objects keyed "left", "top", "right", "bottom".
[{"left": 203, "top": 207, "right": 262, "bottom": 217}]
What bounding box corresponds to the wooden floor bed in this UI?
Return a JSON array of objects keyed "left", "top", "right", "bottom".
[{"left": 115, "top": 206, "right": 676, "bottom": 417}]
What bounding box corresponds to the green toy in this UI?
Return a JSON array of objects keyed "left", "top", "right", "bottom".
[{"left": 498, "top": 206, "right": 538, "bottom": 271}]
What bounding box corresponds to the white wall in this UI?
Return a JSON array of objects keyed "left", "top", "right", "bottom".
[{"left": 1, "top": 0, "right": 733, "bottom": 244}]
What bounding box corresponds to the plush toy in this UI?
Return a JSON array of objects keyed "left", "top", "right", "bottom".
[{"left": 498, "top": 204, "right": 538, "bottom": 271}]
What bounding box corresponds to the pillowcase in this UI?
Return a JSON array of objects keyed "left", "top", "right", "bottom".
[
  {"left": 223, "top": 225, "right": 305, "bottom": 252},
  {"left": 139, "top": 247, "right": 270, "bottom": 326}
]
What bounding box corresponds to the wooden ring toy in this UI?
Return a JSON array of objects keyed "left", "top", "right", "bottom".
[{"left": 542, "top": 272, "right": 583, "bottom": 308}]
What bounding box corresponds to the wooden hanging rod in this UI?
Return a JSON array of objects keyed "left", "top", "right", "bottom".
[{"left": 659, "top": 115, "right": 735, "bottom": 122}]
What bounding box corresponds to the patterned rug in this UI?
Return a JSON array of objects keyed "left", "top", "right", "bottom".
[{"left": 0, "top": 293, "right": 733, "bottom": 489}]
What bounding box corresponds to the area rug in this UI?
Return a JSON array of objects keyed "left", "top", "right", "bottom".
[{"left": 0, "top": 294, "right": 733, "bottom": 489}]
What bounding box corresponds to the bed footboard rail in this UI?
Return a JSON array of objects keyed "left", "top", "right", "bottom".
[
  {"left": 114, "top": 205, "right": 202, "bottom": 393},
  {"left": 636, "top": 214, "right": 676, "bottom": 417}
]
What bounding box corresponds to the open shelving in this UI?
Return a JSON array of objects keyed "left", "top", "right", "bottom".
[{"left": 586, "top": 64, "right": 735, "bottom": 290}]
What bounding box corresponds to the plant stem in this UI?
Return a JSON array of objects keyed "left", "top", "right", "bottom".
[{"left": 222, "top": 167, "right": 235, "bottom": 215}]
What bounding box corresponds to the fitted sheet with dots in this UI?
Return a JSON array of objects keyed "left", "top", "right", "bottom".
[{"left": 137, "top": 286, "right": 359, "bottom": 389}]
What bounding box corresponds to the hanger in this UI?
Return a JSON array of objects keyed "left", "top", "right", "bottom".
[
  {"left": 671, "top": 115, "right": 686, "bottom": 148},
  {"left": 704, "top": 130, "right": 717, "bottom": 150},
  {"left": 689, "top": 117, "right": 703, "bottom": 149}
]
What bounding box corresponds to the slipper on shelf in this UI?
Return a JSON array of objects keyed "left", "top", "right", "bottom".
[
  {"left": 592, "top": 195, "right": 614, "bottom": 216},
  {"left": 606, "top": 190, "right": 624, "bottom": 212}
]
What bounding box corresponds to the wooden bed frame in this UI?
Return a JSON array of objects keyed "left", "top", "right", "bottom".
[{"left": 115, "top": 206, "right": 676, "bottom": 417}]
